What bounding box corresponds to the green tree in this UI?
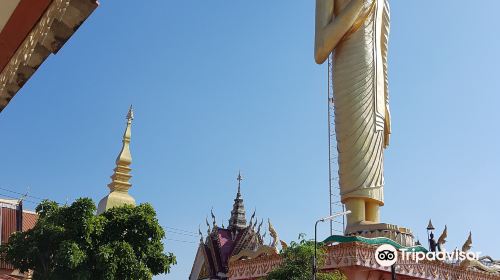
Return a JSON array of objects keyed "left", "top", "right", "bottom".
[
  {"left": 266, "top": 234, "right": 346, "bottom": 280},
  {"left": 0, "top": 198, "right": 176, "bottom": 280}
]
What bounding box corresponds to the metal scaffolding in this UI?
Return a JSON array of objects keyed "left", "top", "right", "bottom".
[{"left": 327, "top": 54, "right": 346, "bottom": 236}]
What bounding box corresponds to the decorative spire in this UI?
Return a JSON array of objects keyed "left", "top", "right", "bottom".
[
  {"left": 462, "top": 231, "right": 473, "bottom": 252},
  {"left": 198, "top": 225, "right": 204, "bottom": 243},
  {"left": 206, "top": 217, "right": 211, "bottom": 235},
  {"left": 268, "top": 219, "right": 279, "bottom": 248},
  {"left": 97, "top": 106, "right": 137, "bottom": 214},
  {"left": 211, "top": 208, "right": 217, "bottom": 228},
  {"left": 437, "top": 225, "right": 448, "bottom": 252},
  {"left": 249, "top": 209, "right": 256, "bottom": 228},
  {"left": 257, "top": 219, "right": 263, "bottom": 234},
  {"left": 228, "top": 172, "right": 247, "bottom": 232},
  {"left": 237, "top": 171, "right": 243, "bottom": 198},
  {"left": 108, "top": 105, "right": 134, "bottom": 192}
]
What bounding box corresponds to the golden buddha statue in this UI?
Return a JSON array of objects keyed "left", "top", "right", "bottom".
[{"left": 315, "top": 0, "right": 391, "bottom": 228}]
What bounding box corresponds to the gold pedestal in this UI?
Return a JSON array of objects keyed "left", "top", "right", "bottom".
[{"left": 345, "top": 222, "right": 416, "bottom": 247}]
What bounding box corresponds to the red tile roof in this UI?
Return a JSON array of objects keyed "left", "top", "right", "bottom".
[{"left": 22, "top": 212, "right": 37, "bottom": 231}]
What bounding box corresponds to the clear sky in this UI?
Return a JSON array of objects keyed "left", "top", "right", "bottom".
[{"left": 1, "top": 1, "right": 499, "bottom": 279}]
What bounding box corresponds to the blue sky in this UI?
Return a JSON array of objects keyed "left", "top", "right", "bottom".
[{"left": 1, "top": 0, "right": 500, "bottom": 279}]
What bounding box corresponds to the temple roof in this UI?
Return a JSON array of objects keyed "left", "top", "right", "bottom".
[
  {"left": 190, "top": 174, "right": 277, "bottom": 280},
  {"left": 217, "top": 229, "right": 235, "bottom": 264}
]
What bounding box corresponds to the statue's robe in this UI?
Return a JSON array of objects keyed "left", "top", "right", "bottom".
[{"left": 333, "top": 0, "right": 390, "bottom": 205}]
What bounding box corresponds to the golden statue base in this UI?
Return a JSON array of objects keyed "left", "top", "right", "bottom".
[{"left": 345, "top": 222, "right": 416, "bottom": 247}]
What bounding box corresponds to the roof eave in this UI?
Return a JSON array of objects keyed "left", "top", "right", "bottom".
[{"left": 0, "top": 0, "right": 99, "bottom": 113}]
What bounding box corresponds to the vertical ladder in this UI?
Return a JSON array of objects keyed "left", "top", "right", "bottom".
[{"left": 328, "top": 54, "right": 346, "bottom": 236}]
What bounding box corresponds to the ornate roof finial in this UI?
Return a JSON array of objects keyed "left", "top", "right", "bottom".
[
  {"left": 198, "top": 225, "right": 204, "bottom": 243},
  {"left": 237, "top": 171, "right": 243, "bottom": 197},
  {"left": 252, "top": 216, "right": 258, "bottom": 230},
  {"left": 97, "top": 106, "right": 137, "bottom": 214},
  {"left": 228, "top": 172, "right": 247, "bottom": 232},
  {"left": 462, "top": 231, "right": 473, "bottom": 252},
  {"left": 268, "top": 219, "right": 279, "bottom": 248},
  {"left": 206, "top": 217, "right": 211, "bottom": 235},
  {"left": 249, "top": 209, "right": 256, "bottom": 227},
  {"left": 437, "top": 225, "right": 448, "bottom": 251},
  {"left": 257, "top": 219, "right": 264, "bottom": 234},
  {"left": 427, "top": 219, "right": 435, "bottom": 231},
  {"left": 211, "top": 208, "right": 217, "bottom": 228},
  {"left": 126, "top": 104, "right": 134, "bottom": 122}
]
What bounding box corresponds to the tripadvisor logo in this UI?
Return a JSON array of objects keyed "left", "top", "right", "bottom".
[
  {"left": 374, "top": 244, "right": 482, "bottom": 267},
  {"left": 375, "top": 244, "right": 398, "bottom": 267}
]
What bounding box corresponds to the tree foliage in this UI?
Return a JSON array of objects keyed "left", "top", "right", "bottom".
[
  {"left": 0, "top": 198, "right": 176, "bottom": 280},
  {"left": 266, "top": 234, "right": 346, "bottom": 280}
]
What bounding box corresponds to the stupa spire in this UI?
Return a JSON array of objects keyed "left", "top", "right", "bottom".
[
  {"left": 228, "top": 171, "right": 247, "bottom": 232},
  {"left": 97, "top": 106, "right": 137, "bottom": 214},
  {"left": 108, "top": 105, "right": 134, "bottom": 192}
]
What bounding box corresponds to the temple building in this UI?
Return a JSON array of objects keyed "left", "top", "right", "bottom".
[
  {"left": 0, "top": 0, "right": 98, "bottom": 113},
  {"left": 228, "top": 223, "right": 500, "bottom": 280},
  {"left": 0, "top": 199, "right": 38, "bottom": 279},
  {"left": 189, "top": 173, "right": 282, "bottom": 280},
  {"left": 97, "top": 106, "right": 137, "bottom": 214}
]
